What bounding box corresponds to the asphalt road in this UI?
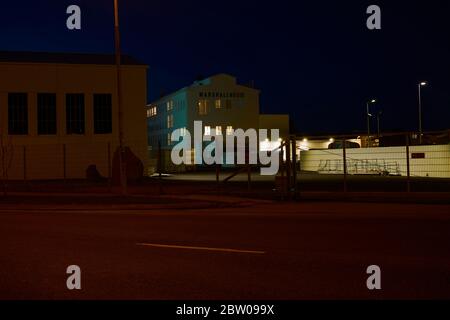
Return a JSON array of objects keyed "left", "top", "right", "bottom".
[{"left": 1, "top": 201, "right": 450, "bottom": 300}]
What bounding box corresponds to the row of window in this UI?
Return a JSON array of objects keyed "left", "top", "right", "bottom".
[
  {"left": 198, "top": 99, "right": 232, "bottom": 115},
  {"left": 167, "top": 126, "right": 234, "bottom": 145},
  {"left": 4, "top": 93, "right": 112, "bottom": 135},
  {"left": 199, "top": 92, "right": 245, "bottom": 99},
  {"left": 147, "top": 98, "right": 237, "bottom": 119},
  {"left": 146, "top": 100, "right": 181, "bottom": 118},
  {"left": 204, "top": 126, "right": 234, "bottom": 136},
  {"left": 147, "top": 106, "right": 157, "bottom": 117}
]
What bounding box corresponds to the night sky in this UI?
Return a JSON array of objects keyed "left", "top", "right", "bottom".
[{"left": 1, "top": 0, "right": 449, "bottom": 134}]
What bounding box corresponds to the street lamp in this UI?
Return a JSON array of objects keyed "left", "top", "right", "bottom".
[
  {"left": 114, "top": 0, "right": 127, "bottom": 195},
  {"left": 366, "top": 99, "right": 376, "bottom": 148},
  {"left": 418, "top": 81, "right": 428, "bottom": 145}
]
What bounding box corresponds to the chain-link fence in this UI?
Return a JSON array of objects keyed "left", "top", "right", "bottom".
[
  {"left": 1, "top": 132, "right": 448, "bottom": 197},
  {"left": 296, "top": 131, "right": 450, "bottom": 193},
  {"left": 0, "top": 138, "right": 150, "bottom": 194}
]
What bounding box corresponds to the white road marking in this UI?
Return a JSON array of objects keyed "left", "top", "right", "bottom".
[{"left": 136, "top": 243, "right": 266, "bottom": 254}]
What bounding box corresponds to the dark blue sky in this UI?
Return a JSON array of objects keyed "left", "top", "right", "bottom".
[{"left": 1, "top": 0, "right": 449, "bottom": 134}]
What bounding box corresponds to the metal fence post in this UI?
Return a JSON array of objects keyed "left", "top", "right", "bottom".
[
  {"left": 343, "top": 139, "right": 348, "bottom": 192},
  {"left": 280, "top": 143, "right": 285, "bottom": 201},
  {"left": 216, "top": 164, "right": 220, "bottom": 195},
  {"left": 247, "top": 164, "right": 251, "bottom": 191},
  {"left": 63, "top": 144, "right": 67, "bottom": 183},
  {"left": 406, "top": 134, "right": 411, "bottom": 193},
  {"left": 23, "top": 145, "right": 27, "bottom": 182},
  {"left": 286, "top": 137, "right": 291, "bottom": 197},
  {"left": 291, "top": 136, "right": 298, "bottom": 200},
  {"left": 108, "top": 142, "right": 112, "bottom": 192},
  {"left": 158, "top": 141, "right": 162, "bottom": 195}
]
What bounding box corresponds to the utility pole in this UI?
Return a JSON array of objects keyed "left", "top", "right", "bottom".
[
  {"left": 114, "top": 0, "right": 127, "bottom": 195},
  {"left": 418, "top": 82, "right": 428, "bottom": 145}
]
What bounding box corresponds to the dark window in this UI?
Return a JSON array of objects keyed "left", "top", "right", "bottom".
[
  {"left": 8, "top": 93, "right": 28, "bottom": 135},
  {"left": 93, "top": 94, "right": 113, "bottom": 134},
  {"left": 37, "top": 93, "right": 57, "bottom": 135},
  {"left": 412, "top": 153, "right": 426, "bottom": 159},
  {"left": 66, "top": 94, "right": 85, "bottom": 134}
]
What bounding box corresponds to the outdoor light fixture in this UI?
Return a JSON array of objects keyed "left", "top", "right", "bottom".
[{"left": 329, "top": 138, "right": 335, "bottom": 143}]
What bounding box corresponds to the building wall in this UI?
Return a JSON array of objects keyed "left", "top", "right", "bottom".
[
  {"left": 300, "top": 145, "right": 450, "bottom": 178},
  {"left": 185, "top": 75, "right": 260, "bottom": 135},
  {"left": 296, "top": 138, "right": 362, "bottom": 151},
  {"left": 147, "top": 90, "right": 188, "bottom": 151},
  {"left": 0, "top": 62, "right": 148, "bottom": 180},
  {"left": 147, "top": 74, "right": 263, "bottom": 172},
  {"left": 259, "top": 114, "right": 290, "bottom": 139},
  {"left": 148, "top": 74, "right": 261, "bottom": 148}
]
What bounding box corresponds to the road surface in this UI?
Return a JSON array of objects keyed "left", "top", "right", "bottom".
[{"left": 1, "top": 201, "right": 449, "bottom": 299}]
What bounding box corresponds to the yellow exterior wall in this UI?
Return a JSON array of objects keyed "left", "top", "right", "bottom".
[
  {"left": 0, "top": 62, "right": 148, "bottom": 180},
  {"left": 259, "top": 114, "right": 290, "bottom": 139}
]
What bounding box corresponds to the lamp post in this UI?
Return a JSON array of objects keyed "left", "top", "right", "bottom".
[
  {"left": 114, "top": 0, "right": 127, "bottom": 195},
  {"left": 366, "top": 99, "right": 376, "bottom": 148},
  {"left": 418, "top": 81, "right": 427, "bottom": 145}
]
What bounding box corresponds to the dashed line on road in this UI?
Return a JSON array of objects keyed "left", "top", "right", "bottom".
[{"left": 136, "top": 243, "right": 266, "bottom": 254}]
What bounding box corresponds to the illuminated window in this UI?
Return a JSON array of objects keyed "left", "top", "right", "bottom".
[
  {"left": 215, "top": 126, "right": 222, "bottom": 135},
  {"left": 167, "top": 100, "right": 174, "bottom": 111},
  {"left": 198, "top": 100, "right": 208, "bottom": 115},
  {"left": 204, "top": 126, "right": 211, "bottom": 136},
  {"left": 167, "top": 114, "right": 174, "bottom": 129},
  {"left": 226, "top": 126, "right": 234, "bottom": 135},
  {"left": 147, "top": 106, "right": 157, "bottom": 118},
  {"left": 215, "top": 99, "right": 222, "bottom": 109}
]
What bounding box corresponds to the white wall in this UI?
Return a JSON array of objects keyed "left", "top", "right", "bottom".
[{"left": 300, "top": 145, "right": 450, "bottom": 178}]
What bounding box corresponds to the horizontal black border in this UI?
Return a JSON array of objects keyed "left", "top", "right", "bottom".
[{"left": 1, "top": 300, "right": 449, "bottom": 319}]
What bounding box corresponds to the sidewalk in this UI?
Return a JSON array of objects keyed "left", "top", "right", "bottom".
[
  {"left": 297, "top": 191, "right": 450, "bottom": 204},
  {"left": 0, "top": 192, "right": 268, "bottom": 211},
  {"left": 1, "top": 189, "right": 449, "bottom": 209}
]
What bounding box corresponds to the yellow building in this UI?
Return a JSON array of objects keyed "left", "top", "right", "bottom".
[{"left": 0, "top": 51, "right": 149, "bottom": 180}]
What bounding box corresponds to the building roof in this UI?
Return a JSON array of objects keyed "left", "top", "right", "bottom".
[
  {"left": 0, "top": 51, "right": 146, "bottom": 66},
  {"left": 148, "top": 73, "right": 259, "bottom": 106}
]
